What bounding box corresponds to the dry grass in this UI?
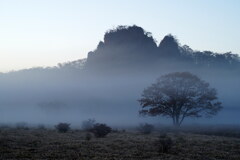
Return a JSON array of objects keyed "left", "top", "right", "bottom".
[{"left": 0, "top": 128, "right": 240, "bottom": 160}]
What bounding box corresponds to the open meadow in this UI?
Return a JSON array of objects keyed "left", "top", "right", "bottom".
[{"left": 0, "top": 125, "right": 240, "bottom": 160}]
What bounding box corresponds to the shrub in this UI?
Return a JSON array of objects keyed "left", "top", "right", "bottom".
[
  {"left": 85, "top": 132, "right": 92, "bottom": 141},
  {"left": 155, "top": 134, "right": 173, "bottom": 154},
  {"left": 138, "top": 123, "right": 154, "bottom": 134},
  {"left": 55, "top": 123, "right": 71, "bottom": 133},
  {"left": 81, "top": 119, "right": 96, "bottom": 131},
  {"left": 90, "top": 123, "right": 112, "bottom": 138}
]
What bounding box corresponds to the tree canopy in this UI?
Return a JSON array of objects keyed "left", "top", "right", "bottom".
[{"left": 139, "top": 72, "right": 222, "bottom": 126}]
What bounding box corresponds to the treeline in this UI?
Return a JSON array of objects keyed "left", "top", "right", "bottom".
[
  {"left": 85, "top": 25, "right": 240, "bottom": 72},
  {"left": 1, "top": 25, "right": 239, "bottom": 75}
]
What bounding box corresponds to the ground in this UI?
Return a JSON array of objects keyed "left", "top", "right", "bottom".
[{"left": 0, "top": 127, "right": 240, "bottom": 160}]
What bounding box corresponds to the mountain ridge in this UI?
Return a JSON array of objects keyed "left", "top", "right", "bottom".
[{"left": 1, "top": 25, "right": 239, "bottom": 75}]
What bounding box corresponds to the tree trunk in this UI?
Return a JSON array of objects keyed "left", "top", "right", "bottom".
[
  {"left": 172, "top": 116, "right": 176, "bottom": 125},
  {"left": 172, "top": 114, "right": 180, "bottom": 127}
]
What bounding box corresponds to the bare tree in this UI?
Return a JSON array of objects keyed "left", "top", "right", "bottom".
[{"left": 138, "top": 72, "right": 222, "bottom": 126}]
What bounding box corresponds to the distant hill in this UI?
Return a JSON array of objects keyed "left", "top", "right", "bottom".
[{"left": 1, "top": 25, "right": 239, "bottom": 75}]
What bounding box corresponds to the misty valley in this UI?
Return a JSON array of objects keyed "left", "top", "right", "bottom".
[{"left": 1, "top": 25, "right": 240, "bottom": 159}]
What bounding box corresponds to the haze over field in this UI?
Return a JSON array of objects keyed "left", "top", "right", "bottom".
[{"left": 0, "top": 25, "right": 239, "bottom": 126}]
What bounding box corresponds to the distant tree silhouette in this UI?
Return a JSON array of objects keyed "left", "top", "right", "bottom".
[
  {"left": 90, "top": 123, "right": 112, "bottom": 138},
  {"left": 138, "top": 72, "right": 222, "bottom": 126},
  {"left": 57, "top": 59, "right": 86, "bottom": 70},
  {"left": 86, "top": 25, "right": 158, "bottom": 70},
  {"left": 55, "top": 123, "right": 71, "bottom": 133},
  {"left": 158, "top": 34, "right": 180, "bottom": 58},
  {"left": 0, "top": 25, "right": 238, "bottom": 74},
  {"left": 85, "top": 25, "right": 240, "bottom": 72}
]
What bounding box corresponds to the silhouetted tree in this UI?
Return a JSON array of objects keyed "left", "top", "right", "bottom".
[
  {"left": 138, "top": 123, "right": 154, "bottom": 134},
  {"left": 158, "top": 34, "right": 180, "bottom": 58},
  {"left": 138, "top": 72, "right": 222, "bottom": 126},
  {"left": 90, "top": 123, "right": 112, "bottom": 138},
  {"left": 55, "top": 123, "right": 71, "bottom": 133}
]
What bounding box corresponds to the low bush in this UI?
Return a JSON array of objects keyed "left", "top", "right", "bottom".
[
  {"left": 85, "top": 132, "right": 92, "bottom": 141},
  {"left": 90, "top": 123, "right": 112, "bottom": 138},
  {"left": 55, "top": 123, "right": 71, "bottom": 133},
  {"left": 155, "top": 134, "right": 173, "bottom": 154},
  {"left": 138, "top": 123, "right": 154, "bottom": 134}
]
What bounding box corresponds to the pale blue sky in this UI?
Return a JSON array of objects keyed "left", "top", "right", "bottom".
[{"left": 0, "top": 0, "right": 239, "bottom": 72}]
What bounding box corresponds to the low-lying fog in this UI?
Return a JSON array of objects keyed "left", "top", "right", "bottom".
[
  {"left": 0, "top": 69, "right": 239, "bottom": 128},
  {"left": 0, "top": 25, "right": 239, "bottom": 128}
]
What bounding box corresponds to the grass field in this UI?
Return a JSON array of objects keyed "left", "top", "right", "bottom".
[{"left": 0, "top": 126, "right": 240, "bottom": 160}]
